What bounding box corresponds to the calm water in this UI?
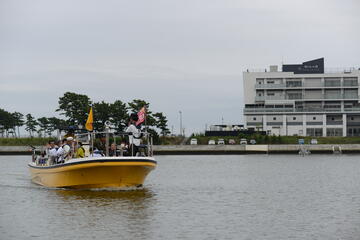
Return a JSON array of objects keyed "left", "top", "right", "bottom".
[{"left": 1, "top": 155, "right": 360, "bottom": 240}]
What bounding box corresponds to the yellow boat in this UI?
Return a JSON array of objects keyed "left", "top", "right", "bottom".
[{"left": 28, "top": 156, "right": 156, "bottom": 189}]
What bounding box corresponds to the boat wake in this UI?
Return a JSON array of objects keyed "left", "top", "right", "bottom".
[
  {"left": 89, "top": 185, "right": 144, "bottom": 192},
  {"left": 0, "top": 183, "right": 47, "bottom": 190}
]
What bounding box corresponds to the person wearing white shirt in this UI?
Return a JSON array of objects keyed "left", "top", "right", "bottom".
[
  {"left": 57, "top": 137, "right": 73, "bottom": 163},
  {"left": 126, "top": 113, "right": 141, "bottom": 156},
  {"left": 46, "top": 140, "right": 58, "bottom": 165},
  {"left": 56, "top": 140, "right": 65, "bottom": 163}
]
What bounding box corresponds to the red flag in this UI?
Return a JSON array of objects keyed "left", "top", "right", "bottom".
[{"left": 136, "top": 107, "right": 146, "bottom": 126}]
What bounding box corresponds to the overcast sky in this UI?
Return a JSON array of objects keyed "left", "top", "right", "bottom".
[{"left": 1, "top": 0, "right": 360, "bottom": 135}]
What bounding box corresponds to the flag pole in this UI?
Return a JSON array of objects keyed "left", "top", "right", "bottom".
[{"left": 85, "top": 105, "right": 94, "bottom": 157}]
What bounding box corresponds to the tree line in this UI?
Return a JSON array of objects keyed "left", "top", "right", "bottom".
[{"left": 0, "top": 92, "right": 170, "bottom": 138}]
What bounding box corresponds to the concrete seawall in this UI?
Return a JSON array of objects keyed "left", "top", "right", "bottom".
[
  {"left": 153, "top": 144, "right": 360, "bottom": 155},
  {"left": 2, "top": 144, "right": 360, "bottom": 155}
]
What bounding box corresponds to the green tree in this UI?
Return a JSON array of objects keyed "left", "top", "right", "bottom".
[
  {"left": 37, "top": 117, "right": 50, "bottom": 137},
  {"left": 110, "top": 100, "right": 128, "bottom": 132},
  {"left": 147, "top": 128, "right": 160, "bottom": 145},
  {"left": 153, "top": 112, "right": 170, "bottom": 136},
  {"left": 264, "top": 134, "right": 269, "bottom": 144},
  {"left": 25, "top": 114, "right": 38, "bottom": 137},
  {"left": 93, "top": 101, "right": 111, "bottom": 131},
  {"left": 48, "top": 117, "right": 67, "bottom": 133},
  {"left": 0, "top": 108, "right": 16, "bottom": 137},
  {"left": 12, "top": 112, "right": 24, "bottom": 138},
  {"left": 56, "top": 92, "right": 92, "bottom": 126}
]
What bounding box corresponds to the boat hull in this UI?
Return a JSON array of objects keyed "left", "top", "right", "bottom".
[{"left": 28, "top": 157, "right": 156, "bottom": 189}]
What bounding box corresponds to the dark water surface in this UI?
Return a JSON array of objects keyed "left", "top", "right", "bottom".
[{"left": 1, "top": 155, "right": 360, "bottom": 240}]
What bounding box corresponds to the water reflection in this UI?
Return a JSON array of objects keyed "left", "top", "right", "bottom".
[
  {"left": 45, "top": 188, "right": 157, "bottom": 239},
  {"left": 55, "top": 187, "right": 155, "bottom": 202}
]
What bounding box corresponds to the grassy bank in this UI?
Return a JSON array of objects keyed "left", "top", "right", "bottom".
[{"left": 0, "top": 137, "right": 56, "bottom": 146}]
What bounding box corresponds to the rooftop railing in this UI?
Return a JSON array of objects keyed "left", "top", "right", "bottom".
[{"left": 245, "top": 67, "right": 360, "bottom": 73}]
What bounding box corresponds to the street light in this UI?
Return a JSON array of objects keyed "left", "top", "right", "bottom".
[{"left": 179, "top": 111, "right": 182, "bottom": 136}]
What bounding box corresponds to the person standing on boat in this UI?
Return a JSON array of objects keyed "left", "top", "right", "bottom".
[
  {"left": 126, "top": 113, "right": 141, "bottom": 156},
  {"left": 56, "top": 139, "right": 65, "bottom": 163},
  {"left": 46, "top": 140, "right": 58, "bottom": 165},
  {"left": 57, "top": 137, "right": 74, "bottom": 163}
]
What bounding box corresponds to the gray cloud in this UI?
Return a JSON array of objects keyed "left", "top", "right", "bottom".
[{"left": 0, "top": 0, "right": 359, "bottom": 134}]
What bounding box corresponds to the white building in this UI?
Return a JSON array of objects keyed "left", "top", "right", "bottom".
[{"left": 243, "top": 58, "right": 360, "bottom": 137}]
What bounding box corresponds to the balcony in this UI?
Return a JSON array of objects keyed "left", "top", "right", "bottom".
[
  {"left": 304, "top": 95, "right": 323, "bottom": 100},
  {"left": 324, "top": 94, "right": 358, "bottom": 99},
  {"left": 324, "top": 82, "right": 341, "bottom": 87},
  {"left": 244, "top": 106, "right": 360, "bottom": 113},
  {"left": 255, "top": 96, "right": 285, "bottom": 101},
  {"left": 244, "top": 107, "right": 294, "bottom": 113},
  {"left": 343, "top": 81, "right": 358, "bottom": 87},
  {"left": 255, "top": 83, "right": 286, "bottom": 89},
  {"left": 255, "top": 94, "right": 359, "bottom": 102},
  {"left": 255, "top": 82, "right": 358, "bottom": 89},
  {"left": 345, "top": 108, "right": 360, "bottom": 111},
  {"left": 343, "top": 94, "right": 358, "bottom": 99},
  {"left": 324, "top": 94, "right": 342, "bottom": 99}
]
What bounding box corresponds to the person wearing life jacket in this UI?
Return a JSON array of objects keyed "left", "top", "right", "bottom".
[
  {"left": 125, "top": 113, "right": 141, "bottom": 156},
  {"left": 75, "top": 141, "right": 85, "bottom": 158}
]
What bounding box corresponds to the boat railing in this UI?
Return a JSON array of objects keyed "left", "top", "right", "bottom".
[
  {"left": 74, "top": 130, "right": 154, "bottom": 158},
  {"left": 31, "top": 130, "right": 154, "bottom": 166}
]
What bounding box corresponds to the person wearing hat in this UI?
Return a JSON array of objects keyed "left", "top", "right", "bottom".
[
  {"left": 57, "top": 137, "right": 74, "bottom": 163},
  {"left": 125, "top": 113, "right": 141, "bottom": 156}
]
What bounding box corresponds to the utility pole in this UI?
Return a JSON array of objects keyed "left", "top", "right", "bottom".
[{"left": 179, "top": 111, "right": 182, "bottom": 136}]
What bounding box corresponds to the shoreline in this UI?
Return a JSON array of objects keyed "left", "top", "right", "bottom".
[{"left": 1, "top": 144, "right": 359, "bottom": 155}]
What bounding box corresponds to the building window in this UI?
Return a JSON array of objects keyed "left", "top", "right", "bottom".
[
  {"left": 331, "top": 117, "right": 335, "bottom": 121},
  {"left": 351, "top": 117, "right": 354, "bottom": 120},
  {"left": 267, "top": 93, "right": 275, "bottom": 96},
  {"left": 327, "top": 128, "right": 342, "bottom": 136},
  {"left": 306, "top": 128, "right": 323, "bottom": 137},
  {"left": 348, "top": 127, "right": 360, "bottom": 136},
  {"left": 293, "top": 117, "right": 296, "bottom": 120}
]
